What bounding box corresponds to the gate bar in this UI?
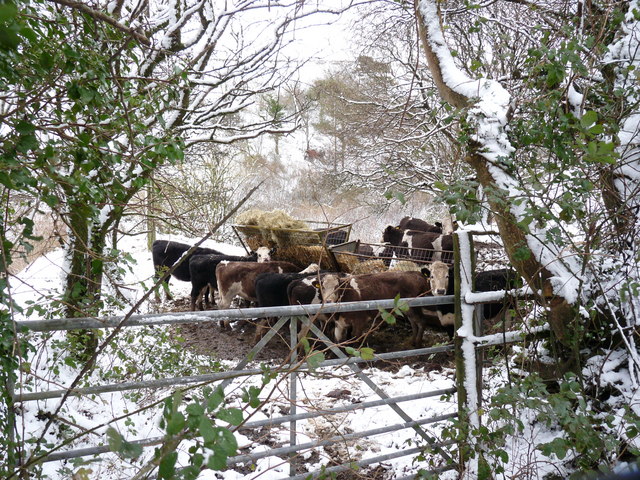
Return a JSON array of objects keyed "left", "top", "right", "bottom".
[
  {"left": 15, "top": 295, "right": 455, "bottom": 332},
  {"left": 284, "top": 441, "right": 457, "bottom": 480},
  {"left": 41, "top": 388, "right": 457, "bottom": 463},
  {"left": 302, "top": 318, "right": 455, "bottom": 464},
  {"left": 14, "top": 344, "right": 454, "bottom": 402},
  {"left": 228, "top": 412, "right": 457, "bottom": 466}
]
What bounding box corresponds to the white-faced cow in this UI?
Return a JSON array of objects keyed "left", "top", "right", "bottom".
[
  {"left": 382, "top": 226, "right": 454, "bottom": 264},
  {"left": 320, "top": 270, "right": 431, "bottom": 347},
  {"left": 423, "top": 261, "right": 519, "bottom": 337},
  {"left": 152, "top": 240, "right": 223, "bottom": 301}
]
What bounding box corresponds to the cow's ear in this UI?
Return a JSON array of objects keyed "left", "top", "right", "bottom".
[
  {"left": 312, "top": 279, "right": 320, "bottom": 289},
  {"left": 421, "top": 267, "right": 431, "bottom": 277}
]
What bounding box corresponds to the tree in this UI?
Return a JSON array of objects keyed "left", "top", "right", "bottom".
[
  {"left": 0, "top": 0, "right": 357, "bottom": 474},
  {"left": 1, "top": 0, "right": 354, "bottom": 353}
]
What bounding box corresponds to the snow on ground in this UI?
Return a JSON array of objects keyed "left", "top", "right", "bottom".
[{"left": 9, "top": 229, "right": 459, "bottom": 479}]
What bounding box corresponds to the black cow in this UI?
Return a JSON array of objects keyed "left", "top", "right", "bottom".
[
  {"left": 189, "top": 252, "right": 262, "bottom": 311},
  {"left": 254, "top": 268, "right": 321, "bottom": 341},
  {"left": 152, "top": 240, "right": 223, "bottom": 300},
  {"left": 397, "top": 216, "right": 443, "bottom": 233},
  {"left": 422, "top": 263, "right": 519, "bottom": 338}
]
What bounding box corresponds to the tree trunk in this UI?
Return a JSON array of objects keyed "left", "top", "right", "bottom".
[
  {"left": 415, "top": 0, "right": 576, "bottom": 345},
  {"left": 64, "top": 201, "right": 99, "bottom": 360}
]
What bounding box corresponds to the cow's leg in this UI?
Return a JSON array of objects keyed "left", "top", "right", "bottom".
[
  {"left": 254, "top": 318, "right": 273, "bottom": 343},
  {"left": 334, "top": 316, "right": 349, "bottom": 344}
]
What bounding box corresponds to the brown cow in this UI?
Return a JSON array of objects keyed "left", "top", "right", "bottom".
[
  {"left": 321, "top": 270, "right": 431, "bottom": 347},
  {"left": 215, "top": 260, "right": 299, "bottom": 328}
]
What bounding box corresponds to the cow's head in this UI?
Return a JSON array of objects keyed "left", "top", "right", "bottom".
[
  {"left": 255, "top": 246, "right": 272, "bottom": 263},
  {"left": 382, "top": 226, "right": 403, "bottom": 245},
  {"left": 426, "top": 261, "right": 451, "bottom": 296},
  {"left": 299, "top": 263, "right": 320, "bottom": 274},
  {"left": 321, "top": 273, "right": 344, "bottom": 303}
]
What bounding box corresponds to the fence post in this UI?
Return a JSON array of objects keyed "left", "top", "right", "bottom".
[
  {"left": 454, "top": 231, "right": 481, "bottom": 478},
  {"left": 289, "top": 316, "right": 298, "bottom": 476}
]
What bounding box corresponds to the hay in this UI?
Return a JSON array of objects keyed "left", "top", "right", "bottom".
[
  {"left": 236, "top": 209, "right": 310, "bottom": 230},
  {"left": 389, "top": 260, "right": 422, "bottom": 272},
  {"left": 235, "top": 209, "right": 318, "bottom": 247},
  {"left": 272, "top": 245, "right": 334, "bottom": 270},
  {"left": 334, "top": 253, "right": 361, "bottom": 273},
  {"left": 351, "top": 259, "right": 388, "bottom": 274}
]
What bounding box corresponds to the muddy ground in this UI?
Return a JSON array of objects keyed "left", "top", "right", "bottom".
[{"left": 161, "top": 296, "right": 455, "bottom": 371}]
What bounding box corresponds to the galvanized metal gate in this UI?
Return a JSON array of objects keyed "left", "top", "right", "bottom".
[{"left": 8, "top": 230, "right": 539, "bottom": 478}]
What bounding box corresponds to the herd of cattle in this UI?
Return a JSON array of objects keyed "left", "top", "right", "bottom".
[{"left": 151, "top": 216, "right": 518, "bottom": 348}]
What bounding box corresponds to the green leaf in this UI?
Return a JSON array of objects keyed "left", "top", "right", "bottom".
[
  {"left": 207, "top": 449, "right": 227, "bottom": 470},
  {"left": 186, "top": 403, "right": 205, "bottom": 418},
  {"left": 345, "top": 346, "right": 358, "bottom": 357},
  {"left": 360, "top": 347, "right": 375, "bottom": 360},
  {"left": 199, "top": 416, "right": 217, "bottom": 445},
  {"left": 166, "top": 411, "right": 185, "bottom": 435},
  {"left": 217, "top": 408, "right": 243, "bottom": 426},
  {"left": 306, "top": 350, "right": 325, "bottom": 370},
  {"left": 0, "top": 2, "right": 18, "bottom": 23},
  {"left": 214, "top": 427, "right": 238, "bottom": 456},
  {"left": 206, "top": 388, "right": 224, "bottom": 412},
  {"left": 580, "top": 110, "right": 597, "bottom": 129},
  {"left": 106, "top": 427, "right": 143, "bottom": 459}
]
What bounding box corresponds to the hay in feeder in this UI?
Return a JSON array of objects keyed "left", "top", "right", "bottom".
[
  {"left": 236, "top": 209, "right": 317, "bottom": 247},
  {"left": 351, "top": 259, "right": 388, "bottom": 274},
  {"left": 272, "top": 245, "right": 334, "bottom": 270},
  {"left": 389, "top": 260, "right": 423, "bottom": 272}
]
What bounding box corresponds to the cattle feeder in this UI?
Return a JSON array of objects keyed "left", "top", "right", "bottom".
[{"left": 231, "top": 220, "right": 353, "bottom": 271}]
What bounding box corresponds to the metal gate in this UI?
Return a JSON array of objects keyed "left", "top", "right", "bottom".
[
  {"left": 11, "top": 297, "right": 459, "bottom": 478},
  {"left": 8, "top": 230, "right": 541, "bottom": 478}
]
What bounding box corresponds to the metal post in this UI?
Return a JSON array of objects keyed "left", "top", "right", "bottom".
[
  {"left": 454, "top": 230, "right": 480, "bottom": 477},
  {"left": 289, "top": 316, "right": 298, "bottom": 476}
]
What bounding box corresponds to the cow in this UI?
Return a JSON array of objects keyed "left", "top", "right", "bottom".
[
  {"left": 152, "top": 239, "right": 223, "bottom": 301},
  {"left": 215, "top": 260, "right": 301, "bottom": 328},
  {"left": 188, "top": 251, "right": 269, "bottom": 311},
  {"left": 253, "top": 264, "right": 321, "bottom": 341},
  {"left": 286, "top": 271, "right": 350, "bottom": 347},
  {"left": 320, "top": 270, "right": 431, "bottom": 347},
  {"left": 398, "top": 216, "right": 443, "bottom": 233},
  {"left": 422, "top": 262, "right": 519, "bottom": 337},
  {"left": 382, "top": 227, "right": 454, "bottom": 264}
]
